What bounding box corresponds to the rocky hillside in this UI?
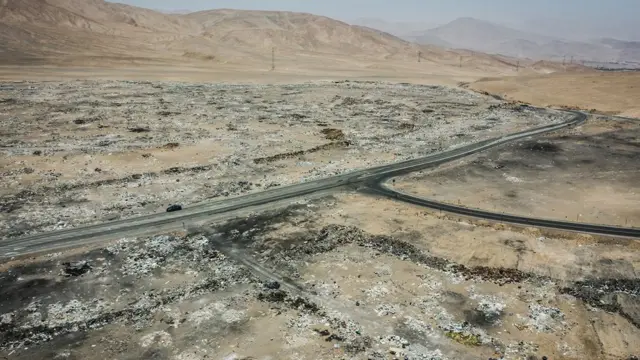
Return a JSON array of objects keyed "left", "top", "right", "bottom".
[{"left": 0, "top": 0, "right": 541, "bottom": 73}]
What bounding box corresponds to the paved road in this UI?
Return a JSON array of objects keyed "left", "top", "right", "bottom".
[
  {"left": 366, "top": 185, "right": 640, "bottom": 238},
  {"left": 5, "top": 109, "right": 632, "bottom": 258}
]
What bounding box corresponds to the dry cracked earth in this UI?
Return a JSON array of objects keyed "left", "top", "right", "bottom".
[
  {"left": 0, "top": 80, "right": 569, "bottom": 239},
  {"left": 1, "top": 81, "right": 638, "bottom": 360}
]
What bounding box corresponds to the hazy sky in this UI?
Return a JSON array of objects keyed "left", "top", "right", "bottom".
[{"left": 114, "top": 0, "right": 638, "bottom": 23}]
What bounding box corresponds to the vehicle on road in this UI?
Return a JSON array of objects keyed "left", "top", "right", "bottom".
[{"left": 166, "top": 204, "right": 183, "bottom": 213}]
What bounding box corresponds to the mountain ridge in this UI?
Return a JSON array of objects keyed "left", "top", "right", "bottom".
[
  {"left": 403, "top": 16, "right": 639, "bottom": 63},
  {"left": 0, "top": 1, "right": 577, "bottom": 74}
]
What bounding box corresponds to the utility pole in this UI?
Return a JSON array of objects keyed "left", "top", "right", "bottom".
[
  {"left": 418, "top": 51, "right": 421, "bottom": 63},
  {"left": 271, "top": 47, "right": 275, "bottom": 71},
  {"left": 570, "top": 56, "right": 574, "bottom": 64},
  {"left": 459, "top": 55, "right": 462, "bottom": 68},
  {"left": 563, "top": 55, "right": 566, "bottom": 66},
  {"left": 516, "top": 60, "right": 520, "bottom": 72}
]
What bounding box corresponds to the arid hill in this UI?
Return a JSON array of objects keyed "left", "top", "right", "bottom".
[
  {"left": 407, "top": 17, "right": 640, "bottom": 63},
  {"left": 185, "top": 9, "right": 414, "bottom": 55},
  {"left": 0, "top": 0, "right": 201, "bottom": 63},
  {"left": 0, "top": 0, "right": 542, "bottom": 75}
]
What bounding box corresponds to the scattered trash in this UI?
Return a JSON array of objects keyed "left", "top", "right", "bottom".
[
  {"left": 314, "top": 328, "right": 330, "bottom": 336},
  {"left": 128, "top": 127, "right": 151, "bottom": 133},
  {"left": 264, "top": 280, "right": 280, "bottom": 290},
  {"left": 526, "top": 304, "right": 566, "bottom": 333},
  {"left": 62, "top": 261, "right": 91, "bottom": 276},
  {"left": 326, "top": 334, "right": 345, "bottom": 342},
  {"left": 0, "top": 81, "right": 590, "bottom": 359}
]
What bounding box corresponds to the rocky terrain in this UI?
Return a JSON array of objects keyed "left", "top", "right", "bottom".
[
  {"left": 0, "top": 194, "right": 638, "bottom": 360},
  {"left": 0, "top": 80, "right": 569, "bottom": 239}
]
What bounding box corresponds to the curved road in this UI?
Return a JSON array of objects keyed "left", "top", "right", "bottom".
[
  {"left": 365, "top": 185, "right": 640, "bottom": 238},
  {"left": 2, "top": 109, "right": 636, "bottom": 257}
]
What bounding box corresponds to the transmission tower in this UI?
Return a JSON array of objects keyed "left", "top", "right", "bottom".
[{"left": 271, "top": 47, "right": 275, "bottom": 71}]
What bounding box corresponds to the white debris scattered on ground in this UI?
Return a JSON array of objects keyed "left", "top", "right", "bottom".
[
  {"left": 139, "top": 331, "right": 173, "bottom": 348},
  {"left": 364, "top": 284, "right": 391, "bottom": 299},
  {"left": 468, "top": 289, "right": 508, "bottom": 325},
  {"left": 0, "top": 80, "right": 570, "bottom": 239},
  {"left": 0, "top": 212, "right": 636, "bottom": 359},
  {"left": 375, "top": 304, "right": 400, "bottom": 317},
  {"left": 46, "top": 299, "right": 110, "bottom": 328},
  {"left": 504, "top": 174, "right": 524, "bottom": 183},
  {"left": 525, "top": 304, "right": 567, "bottom": 333}
]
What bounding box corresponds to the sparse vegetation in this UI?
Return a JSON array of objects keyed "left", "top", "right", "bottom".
[{"left": 445, "top": 331, "right": 482, "bottom": 346}]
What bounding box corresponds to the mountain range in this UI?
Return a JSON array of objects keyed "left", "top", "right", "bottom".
[
  {"left": 1, "top": 0, "right": 614, "bottom": 76},
  {"left": 0, "top": 0, "right": 539, "bottom": 75},
  {"left": 353, "top": 17, "right": 640, "bottom": 64}
]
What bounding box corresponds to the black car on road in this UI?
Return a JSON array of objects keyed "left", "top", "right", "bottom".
[{"left": 166, "top": 204, "right": 183, "bottom": 213}]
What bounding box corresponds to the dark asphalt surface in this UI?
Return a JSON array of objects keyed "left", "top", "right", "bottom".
[{"left": 364, "top": 184, "right": 640, "bottom": 238}]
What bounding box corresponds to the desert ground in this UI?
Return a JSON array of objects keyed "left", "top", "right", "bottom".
[
  {"left": 1, "top": 1, "right": 640, "bottom": 360},
  {"left": 0, "top": 80, "right": 569, "bottom": 239},
  {"left": 1, "top": 194, "right": 639, "bottom": 360},
  {"left": 393, "top": 115, "right": 640, "bottom": 228},
  {"left": 469, "top": 72, "right": 640, "bottom": 118},
  {"left": 1, "top": 79, "right": 638, "bottom": 360}
]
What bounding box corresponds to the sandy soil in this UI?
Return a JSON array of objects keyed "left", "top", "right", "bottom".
[
  {"left": 0, "top": 80, "right": 568, "bottom": 239},
  {"left": 392, "top": 116, "right": 640, "bottom": 228},
  {"left": 469, "top": 72, "right": 640, "bottom": 118},
  {"left": 0, "top": 64, "right": 486, "bottom": 85},
  {"left": 0, "top": 193, "right": 638, "bottom": 360}
]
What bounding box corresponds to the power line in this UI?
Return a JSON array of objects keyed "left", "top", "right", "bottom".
[{"left": 271, "top": 47, "right": 275, "bottom": 71}]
